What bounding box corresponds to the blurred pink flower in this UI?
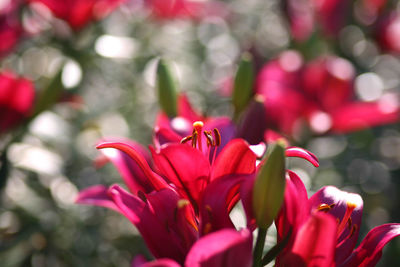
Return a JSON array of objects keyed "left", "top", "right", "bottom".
[
  {"left": 0, "top": 0, "right": 24, "bottom": 57},
  {"left": 28, "top": 0, "right": 124, "bottom": 30},
  {"left": 284, "top": 0, "right": 350, "bottom": 40},
  {"left": 275, "top": 173, "right": 400, "bottom": 266},
  {"left": 0, "top": 71, "right": 35, "bottom": 134},
  {"left": 376, "top": 11, "right": 400, "bottom": 54},
  {"left": 255, "top": 51, "right": 399, "bottom": 136},
  {"left": 146, "top": 0, "right": 228, "bottom": 20}
]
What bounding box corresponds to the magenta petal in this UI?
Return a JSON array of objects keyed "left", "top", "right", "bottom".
[
  {"left": 97, "top": 142, "right": 169, "bottom": 191},
  {"left": 109, "top": 185, "right": 189, "bottom": 263},
  {"left": 75, "top": 185, "right": 119, "bottom": 212},
  {"left": 99, "top": 139, "right": 155, "bottom": 194},
  {"left": 285, "top": 147, "right": 319, "bottom": 167},
  {"left": 340, "top": 224, "right": 400, "bottom": 267},
  {"left": 199, "top": 174, "right": 251, "bottom": 235},
  {"left": 211, "top": 139, "right": 256, "bottom": 181},
  {"left": 309, "top": 186, "right": 363, "bottom": 263},
  {"left": 330, "top": 100, "right": 400, "bottom": 133},
  {"left": 151, "top": 144, "right": 210, "bottom": 206},
  {"left": 185, "top": 229, "right": 253, "bottom": 267},
  {"left": 153, "top": 126, "right": 183, "bottom": 148},
  {"left": 282, "top": 213, "right": 337, "bottom": 266}
]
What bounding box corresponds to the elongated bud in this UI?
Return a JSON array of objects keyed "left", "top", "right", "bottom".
[
  {"left": 253, "top": 142, "right": 286, "bottom": 229},
  {"left": 156, "top": 59, "right": 178, "bottom": 117},
  {"left": 232, "top": 52, "right": 254, "bottom": 119}
]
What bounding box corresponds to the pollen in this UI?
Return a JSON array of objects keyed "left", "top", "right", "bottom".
[{"left": 193, "top": 121, "right": 204, "bottom": 132}]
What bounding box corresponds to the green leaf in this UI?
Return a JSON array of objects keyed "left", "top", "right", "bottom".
[
  {"left": 232, "top": 52, "right": 254, "bottom": 119},
  {"left": 252, "top": 142, "right": 286, "bottom": 229},
  {"left": 156, "top": 59, "right": 178, "bottom": 117}
]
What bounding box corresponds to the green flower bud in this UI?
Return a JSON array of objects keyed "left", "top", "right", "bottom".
[
  {"left": 232, "top": 52, "right": 254, "bottom": 119},
  {"left": 156, "top": 59, "right": 178, "bottom": 117},
  {"left": 253, "top": 142, "right": 286, "bottom": 229}
]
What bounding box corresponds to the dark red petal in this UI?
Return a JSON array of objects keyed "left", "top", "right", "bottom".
[
  {"left": 211, "top": 139, "right": 256, "bottom": 181},
  {"left": 185, "top": 229, "right": 253, "bottom": 267},
  {"left": 97, "top": 142, "right": 169, "bottom": 191},
  {"left": 109, "top": 185, "right": 189, "bottom": 264},
  {"left": 340, "top": 224, "right": 400, "bottom": 267},
  {"left": 75, "top": 185, "right": 119, "bottom": 212},
  {"left": 151, "top": 144, "right": 210, "bottom": 207},
  {"left": 282, "top": 213, "right": 337, "bottom": 266},
  {"left": 286, "top": 147, "right": 319, "bottom": 167},
  {"left": 199, "top": 174, "right": 251, "bottom": 236}
]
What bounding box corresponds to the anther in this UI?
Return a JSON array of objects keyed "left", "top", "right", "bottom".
[
  {"left": 317, "top": 203, "right": 335, "bottom": 213},
  {"left": 204, "top": 131, "right": 214, "bottom": 147},
  {"left": 213, "top": 128, "right": 221, "bottom": 146},
  {"left": 181, "top": 135, "right": 192, "bottom": 144}
]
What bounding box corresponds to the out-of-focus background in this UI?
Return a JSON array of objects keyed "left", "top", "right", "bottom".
[{"left": 0, "top": 0, "right": 399, "bottom": 266}]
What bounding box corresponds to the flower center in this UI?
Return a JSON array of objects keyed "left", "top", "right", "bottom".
[
  {"left": 181, "top": 121, "right": 221, "bottom": 162},
  {"left": 316, "top": 202, "right": 358, "bottom": 246}
]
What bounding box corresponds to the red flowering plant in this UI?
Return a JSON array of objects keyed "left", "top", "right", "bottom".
[{"left": 76, "top": 62, "right": 320, "bottom": 265}]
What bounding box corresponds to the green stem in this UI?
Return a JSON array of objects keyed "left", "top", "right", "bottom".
[{"left": 253, "top": 227, "right": 267, "bottom": 267}]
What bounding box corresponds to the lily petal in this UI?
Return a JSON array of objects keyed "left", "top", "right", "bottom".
[
  {"left": 282, "top": 213, "right": 337, "bottom": 266},
  {"left": 199, "top": 174, "right": 251, "bottom": 235},
  {"left": 285, "top": 147, "right": 319, "bottom": 167},
  {"left": 97, "top": 142, "right": 169, "bottom": 191},
  {"left": 340, "top": 223, "right": 400, "bottom": 267},
  {"left": 185, "top": 229, "right": 253, "bottom": 267},
  {"left": 98, "top": 139, "right": 155, "bottom": 194},
  {"left": 151, "top": 144, "right": 210, "bottom": 207},
  {"left": 211, "top": 139, "right": 256, "bottom": 181},
  {"left": 75, "top": 185, "right": 119, "bottom": 212},
  {"left": 109, "top": 185, "right": 189, "bottom": 263}
]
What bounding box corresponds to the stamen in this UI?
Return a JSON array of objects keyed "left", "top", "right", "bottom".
[
  {"left": 181, "top": 135, "right": 192, "bottom": 144},
  {"left": 337, "top": 202, "right": 357, "bottom": 237},
  {"left": 192, "top": 132, "right": 198, "bottom": 148},
  {"left": 204, "top": 131, "right": 214, "bottom": 147},
  {"left": 316, "top": 203, "right": 335, "bottom": 213},
  {"left": 193, "top": 121, "right": 204, "bottom": 151},
  {"left": 213, "top": 128, "right": 221, "bottom": 146}
]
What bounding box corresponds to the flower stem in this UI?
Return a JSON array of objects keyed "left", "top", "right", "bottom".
[{"left": 253, "top": 227, "right": 267, "bottom": 267}]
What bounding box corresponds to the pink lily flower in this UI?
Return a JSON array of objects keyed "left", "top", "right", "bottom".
[
  {"left": 27, "top": 0, "right": 124, "bottom": 30},
  {"left": 77, "top": 121, "right": 258, "bottom": 263},
  {"left": 256, "top": 51, "right": 399, "bottom": 136},
  {"left": 0, "top": 71, "right": 35, "bottom": 134},
  {"left": 275, "top": 172, "right": 400, "bottom": 266},
  {"left": 77, "top": 119, "right": 318, "bottom": 263},
  {"left": 146, "top": 0, "right": 228, "bottom": 20}
]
